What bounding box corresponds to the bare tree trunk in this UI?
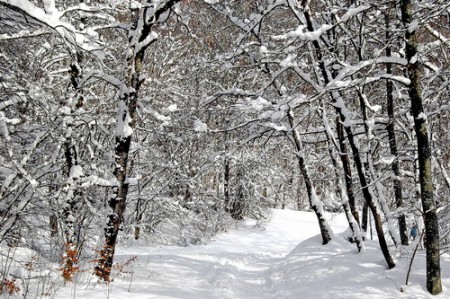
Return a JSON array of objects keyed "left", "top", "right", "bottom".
[
  {"left": 224, "top": 131, "right": 232, "bottom": 214},
  {"left": 302, "top": 5, "right": 394, "bottom": 268},
  {"left": 336, "top": 117, "right": 359, "bottom": 226},
  {"left": 361, "top": 201, "right": 368, "bottom": 238},
  {"left": 343, "top": 116, "right": 395, "bottom": 267},
  {"left": 95, "top": 0, "right": 181, "bottom": 281},
  {"left": 95, "top": 106, "right": 134, "bottom": 281},
  {"left": 134, "top": 156, "right": 143, "bottom": 240},
  {"left": 323, "top": 110, "right": 363, "bottom": 251},
  {"left": 288, "top": 109, "right": 332, "bottom": 245},
  {"left": 385, "top": 11, "right": 408, "bottom": 245},
  {"left": 358, "top": 89, "right": 400, "bottom": 247},
  {"left": 60, "top": 52, "right": 85, "bottom": 281},
  {"left": 400, "top": 0, "right": 442, "bottom": 294},
  {"left": 231, "top": 166, "right": 245, "bottom": 220},
  {"left": 50, "top": 214, "right": 58, "bottom": 237}
]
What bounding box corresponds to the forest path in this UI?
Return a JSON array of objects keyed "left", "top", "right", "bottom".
[
  {"left": 56, "top": 210, "right": 450, "bottom": 299},
  {"left": 107, "top": 210, "right": 348, "bottom": 299}
]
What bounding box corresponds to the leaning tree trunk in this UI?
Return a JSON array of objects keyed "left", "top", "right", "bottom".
[
  {"left": 95, "top": 0, "right": 181, "bottom": 281},
  {"left": 336, "top": 118, "right": 359, "bottom": 226},
  {"left": 357, "top": 89, "right": 400, "bottom": 247},
  {"left": 338, "top": 108, "right": 396, "bottom": 268},
  {"left": 288, "top": 109, "right": 332, "bottom": 245},
  {"left": 400, "top": 0, "right": 442, "bottom": 294},
  {"left": 322, "top": 109, "right": 363, "bottom": 252},
  {"left": 94, "top": 91, "right": 136, "bottom": 281},
  {"left": 302, "top": 4, "right": 395, "bottom": 268}
]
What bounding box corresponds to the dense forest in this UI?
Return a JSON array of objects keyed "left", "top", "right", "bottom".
[{"left": 1, "top": 0, "right": 450, "bottom": 296}]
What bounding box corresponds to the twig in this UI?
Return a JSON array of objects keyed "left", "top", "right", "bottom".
[{"left": 405, "top": 229, "right": 425, "bottom": 285}]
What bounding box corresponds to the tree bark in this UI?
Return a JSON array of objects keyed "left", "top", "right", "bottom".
[
  {"left": 385, "top": 12, "right": 408, "bottom": 245},
  {"left": 400, "top": 0, "right": 442, "bottom": 294},
  {"left": 336, "top": 117, "right": 359, "bottom": 226},
  {"left": 95, "top": 0, "right": 181, "bottom": 281},
  {"left": 224, "top": 131, "right": 232, "bottom": 215},
  {"left": 302, "top": 4, "right": 395, "bottom": 268},
  {"left": 340, "top": 112, "right": 395, "bottom": 268},
  {"left": 288, "top": 109, "right": 332, "bottom": 245},
  {"left": 60, "top": 52, "right": 85, "bottom": 281},
  {"left": 358, "top": 89, "right": 400, "bottom": 247},
  {"left": 323, "top": 110, "right": 363, "bottom": 251},
  {"left": 95, "top": 108, "right": 134, "bottom": 281}
]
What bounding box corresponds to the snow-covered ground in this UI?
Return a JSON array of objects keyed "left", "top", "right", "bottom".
[{"left": 5, "top": 209, "right": 449, "bottom": 298}]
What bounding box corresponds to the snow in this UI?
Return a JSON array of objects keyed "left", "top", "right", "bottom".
[
  {"left": 38, "top": 209, "right": 450, "bottom": 298},
  {"left": 260, "top": 46, "right": 269, "bottom": 53},
  {"left": 361, "top": 93, "right": 382, "bottom": 113},
  {"left": 194, "top": 119, "right": 208, "bottom": 132},
  {"left": 376, "top": 156, "right": 396, "bottom": 165},
  {"left": 279, "top": 53, "right": 297, "bottom": 67},
  {"left": 417, "top": 112, "right": 427, "bottom": 120},
  {"left": 135, "top": 31, "right": 159, "bottom": 55},
  {"left": 69, "top": 165, "right": 84, "bottom": 179},
  {"left": 0, "top": 28, "right": 49, "bottom": 40},
  {"left": 0, "top": 0, "right": 102, "bottom": 53},
  {"left": 116, "top": 101, "right": 133, "bottom": 138},
  {"left": 273, "top": 24, "right": 332, "bottom": 41},
  {"left": 251, "top": 97, "right": 271, "bottom": 111},
  {"left": 264, "top": 122, "right": 287, "bottom": 131},
  {"left": 129, "top": 1, "right": 142, "bottom": 10},
  {"left": 142, "top": 106, "right": 171, "bottom": 122},
  {"left": 339, "top": 5, "right": 370, "bottom": 23},
  {"left": 408, "top": 20, "right": 420, "bottom": 33},
  {"left": 81, "top": 175, "right": 118, "bottom": 187},
  {"left": 165, "top": 104, "right": 178, "bottom": 112}
]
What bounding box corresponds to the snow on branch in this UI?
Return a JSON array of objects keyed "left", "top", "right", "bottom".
[
  {"left": 203, "top": 0, "right": 286, "bottom": 44},
  {"left": 61, "top": 2, "right": 115, "bottom": 16},
  {"left": 135, "top": 31, "right": 159, "bottom": 55},
  {"left": 334, "top": 4, "right": 371, "bottom": 23},
  {"left": 363, "top": 74, "right": 411, "bottom": 86},
  {"left": 1, "top": 129, "right": 49, "bottom": 189},
  {"left": 116, "top": 100, "right": 134, "bottom": 139},
  {"left": 207, "top": 118, "right": 261, "bottom": 133},
  {"left": 326, "top": 74, "right": 411, "bottom": 92},
  {"left": 332, "top": 57, "right": 408, "bottom": 82},
  {"left": 274, "top": 4, "right": 370, "bottom": 41},
  {"left": 194, "top": 119, "right": 208, "bottom": 132},
  {"left": 273, "top": 24, "right": 332, "bottom": 41},
  {"left": 0, "top": 28, "right": 51, "bottom": 40},
  {"left": 202, "top": 88, "right": 258, "bottom": 105},
  {"left": 128, "top": 0, "right": 181, "bottom": 59},
  {"left": 82, "top": 175, "right": 119, "bottom": 188},
  {"left": 0, "top": 0, "right": 104, "bottom": 54},
  {"left": 140, "top": 105, "right": 171, "bottom": 123},
  {"left": 80, "top": 70, "right": 125, "bottom": 90},
  {"left": 425, "top": 24, "right": 450, "bottom": 48}
]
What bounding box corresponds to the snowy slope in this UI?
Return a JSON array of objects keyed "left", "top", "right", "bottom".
[{"left": 52, "top": 209, "right": 449, "bottom": 299}]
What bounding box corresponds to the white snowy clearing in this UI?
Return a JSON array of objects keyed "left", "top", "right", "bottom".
[{"left": 49, "top": 209, "right": 448, "bottom": 298}]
